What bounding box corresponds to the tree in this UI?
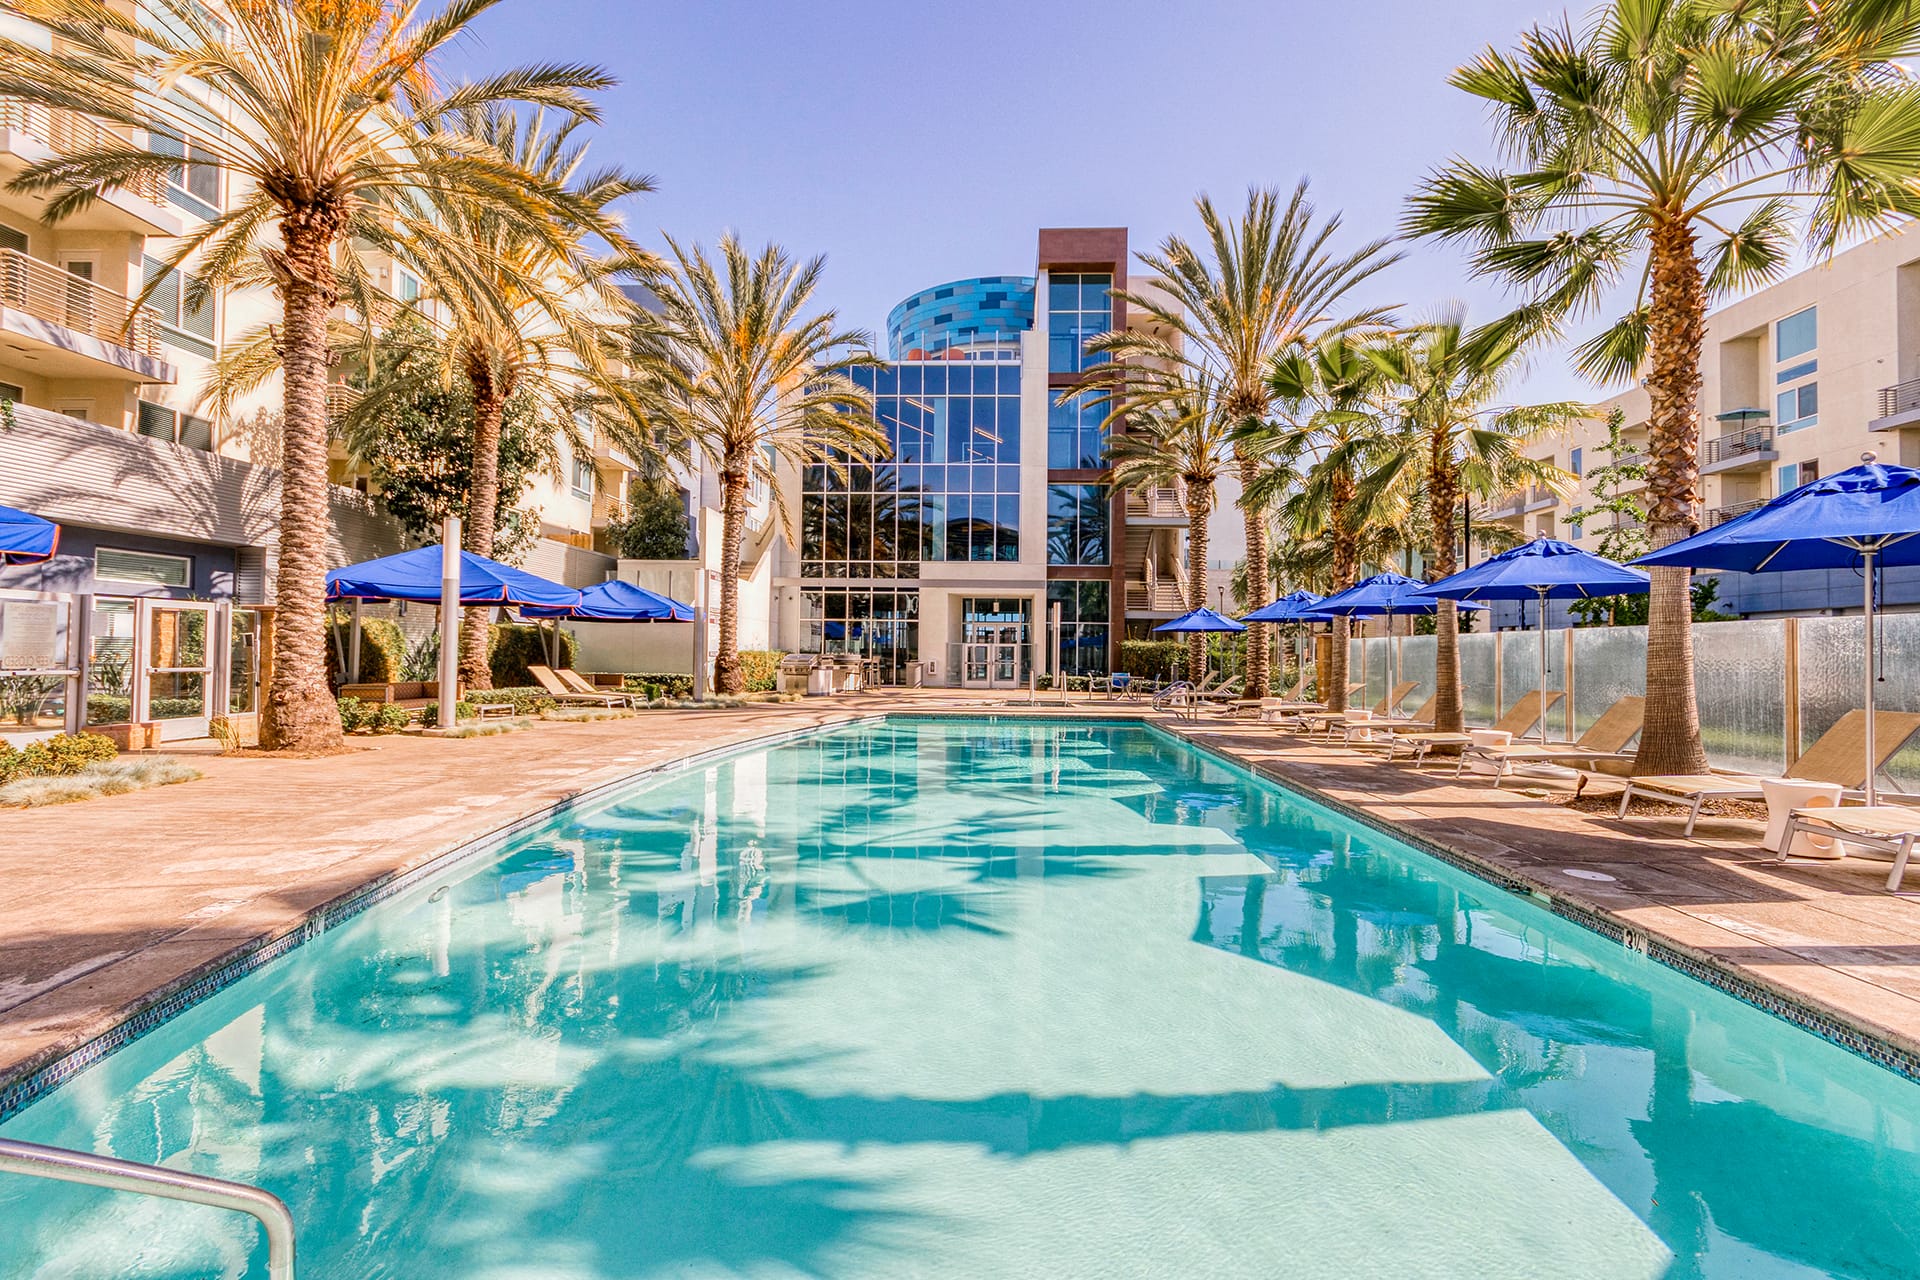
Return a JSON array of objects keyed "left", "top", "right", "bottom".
[
  {"left": 1406, "top": 0, "right": 1920, "bottom": 772},
  {"left": 1093, "top": 184, "right": 1400, "bottom": 695},
  {"left": 1361, "top": 312, "right": 1582, "bottom": 734},
  {"left": 1567, "top": 409, "right": 1650, "bottom": 626},
  {"left": 628, "top": 235, "right": 885, "bottom": 693},
  {"left": 604, "top": 479, "right": 693, "bottom": 560},
  {"left": 0, "top": 0, "right": 617, "bottom": 749}
]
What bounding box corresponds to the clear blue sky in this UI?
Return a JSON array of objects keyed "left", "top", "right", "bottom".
[{"left": 445, "top": 0, "right": 1598, "bottom": 406}]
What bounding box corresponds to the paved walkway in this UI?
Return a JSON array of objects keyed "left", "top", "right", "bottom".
[{"left": 4, "top": 691, "right": 1920, "bottom": 1107}]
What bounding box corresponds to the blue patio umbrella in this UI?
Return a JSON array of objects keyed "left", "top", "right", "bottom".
[
  {"left": 1635, "top": 457, "right": 1920, "bottom": 800},
  {"left": 1152, "top": 607, "right": 1247, "bottom": 634},
  {"left": 326, "top": 544, "right": 579, "bottom": 608},
  {"left": 520, "top": 579, "right": 692, "bottom": 621},
  {"left": 1425, "top": 539, "right": 1650, "bottom": 743},
  {"left": 0, "top": 503, "right": 57, "bottom": 565},
  {"left": 1240, "top": 589, "right": 1334, "bottom": 624},
  {"left": 1318, "top": 573, "right": 1485, "bottom": 702}
]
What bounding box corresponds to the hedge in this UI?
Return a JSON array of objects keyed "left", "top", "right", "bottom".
[
  {"left": 0, "top": 732, "right": 118, "bottom": 785},
  {"left": 621, "top": 673, "right": 694, "bottom": 699},
  {"left": 490, "top": 623, "right": 576, "bottom": 688},
  {"left": 464, "top": 686, "right": 556, "bottom": 716},
  {"left": 1117, "top": 640, "right": 1185, "bottom": 682},
  {"left": 738, "top": 650, "right": 784, "bottom": 693},
  {"left": 325, "top": 616, "right": 405, "bottom": 688}
]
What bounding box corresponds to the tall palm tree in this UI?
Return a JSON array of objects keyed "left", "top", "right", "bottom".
[
  {"left": 0, "top": 0, "right": 618, "bottom": 749},
  {"left": 1095, "top": 371, "right": 1235, "bottom": 682},
  {"left": 629, "top": 234, "right": 885, "bottom": 694},
  {"left": 1092, "top": 184, "right": 1399, "bottom": 696},
  {"left": 1361, "top": 312, "right": 1582, "bottom": 735},
  {"left": 1244, "top": 335, "right": 1402, "bottom": 712},
  {"left": 1405, "top": 0, "right": 1920, "bottom": 773}
]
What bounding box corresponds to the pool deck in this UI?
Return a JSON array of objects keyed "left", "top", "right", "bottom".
[{"left": 5, "top": 690, "right": 1920, "bottom": 1111}]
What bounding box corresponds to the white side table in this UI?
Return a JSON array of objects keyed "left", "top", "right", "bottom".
[
  {"left": 1466, "top": 728, "right": 1512, "bottom": 774},
  {"left": 1760, "top": 779, "right": 1845, "bottom": 856},
  {"left": 1346, "top": 708, "right": 1374, "bottom": 742}
]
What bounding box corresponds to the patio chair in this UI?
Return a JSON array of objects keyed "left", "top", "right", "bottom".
[
  {"left": 1296, "top": 681, "right": 1419, "bottom": 738},
  {"left": 1194, "top": 675, "right": 1246, "bottom": 703},
  {"left": 554, "top": 667, "right": 636, "bottom": 707},
  {"left": 1383, "top": 690, "right": 1565, "bottom": 767},
  {"left": 528, "top": 665, "right": 632, "bottom": 710},
  {"left": 1455, "top": 696, "right": 1646, "bottom": 787},
  {"left": 1617, "top": 710, "right": 1920, "bottom": 837},
  {"left": 1777, "top": 804, "right": 1920, "bottom": 891},
  {"left": 1095, "top": 672, "right": 1135, "bottom": 700},
  {"left": 1343, "top": 693, "right": 1439, "bottom": 747},
  {"left": 1259, "top": 682, "right": 1369, "bottom": 726}
]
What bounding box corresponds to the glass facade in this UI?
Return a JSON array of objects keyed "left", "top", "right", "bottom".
[
  {"left": 1047, "top": 581, "right": 1110, "bottom": 677},
  {"left": 799, "top": 363, "right": 1022, "bottom": 577},
  {"left": 1047, "top": 484, "right": 1109, "bottom": 565},
  {"left": 1048, "top": 273, "right": 1113, "bottom": 373},
  {"left": 886, "top": 276, "right": 1034, "bottom": 361},
  {"left": 800, "top": 588, "right": 918, "bottom": 684},
  {"left": 1048, "top": 396, "right": 1107, "bottom": 469}
]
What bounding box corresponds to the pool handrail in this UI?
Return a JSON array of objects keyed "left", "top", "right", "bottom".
[{"left": 0, "top": 1136, "right": 296, "bottom": 1278}]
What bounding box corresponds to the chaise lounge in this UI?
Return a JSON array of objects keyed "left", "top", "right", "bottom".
[{"left": 1455, "top": 695, "right": 1645, "bottom": 788}]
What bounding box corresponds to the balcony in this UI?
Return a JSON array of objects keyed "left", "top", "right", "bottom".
[
  {"left": 0, "top": 100, "right": 183, "bottom": 237},
  {"left": 0, "top": 249, "right": 175, "bottom": 383},
  {"left": 1701, "top": 421, "right": 1776, "bottom": 475},
  {"left": 1871, "top": 376, "right": 1920, "bottom": 433},
  {"left": 1123, "top": 484, "right": 1185, "bottom": 524},
  {"left": 1523, "top": 485, "right": 1558, "bottom": 512},
  {"left": 1481, "top": 492, "right": 1525, "bottom": 521},
  {"left": 1708, "top": 498, "right": 1768, "bottom": 527}
]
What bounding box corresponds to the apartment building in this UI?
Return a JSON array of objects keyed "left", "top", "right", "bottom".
[
  {"left": 1478, "top": 220, "right": 1920, "bottom": 624},
  {"left": 768, "top": 228, "right": 1185, "bottom": 688}
]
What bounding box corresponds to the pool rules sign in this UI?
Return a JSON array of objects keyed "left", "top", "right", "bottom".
[{"left": 0, "top": 601, "right": 60, "bottom": 670}]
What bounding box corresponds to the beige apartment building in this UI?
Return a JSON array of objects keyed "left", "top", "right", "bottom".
[{"left": 1478, "top": 219, "right": 1920, "bottom": 624}]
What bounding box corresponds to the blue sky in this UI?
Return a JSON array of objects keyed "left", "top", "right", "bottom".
[{"left": 446, "top": 0, "right": 1600, "bottom": 405}]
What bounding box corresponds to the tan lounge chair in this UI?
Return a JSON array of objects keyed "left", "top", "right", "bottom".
[
  {"left": 1344, "top": 693, "right": 1439, "bottom": 747},
  {"left": 1618, "top": 710, "right": 1920, "bottom": 836},
  {"left": 1455, "top": 696, "right": 1645, "bottom": 787},
  {"left": 1256, "top": 682, "right": 1366, "bottom": 723},
  {"left": 1778, "top": 805, "right": 1920, "bottom": 891},
  {"left": 1297, "top": 681, "right": 1419, "bottom": 737},
  {"left": 554, "top": 667, "right": 636, "bottom": 707},
  {"left": 528, "top": 665, "right": 631, "bottom": 709},
  {"left": 1384, "top": 690, "right": 1565, "bottom": 766}
]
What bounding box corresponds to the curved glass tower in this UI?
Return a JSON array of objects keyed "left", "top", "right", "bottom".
[{"left": 886, "top": 276, "right": 1035, "bottom": 361}]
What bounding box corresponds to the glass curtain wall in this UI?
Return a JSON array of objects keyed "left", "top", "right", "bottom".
[
  {"left": 1046, "top": 582, "right": 1110, "bottom": 678},
  {"left": 1048, "top": 273, "right": 1112, "bottom": 374},
  {"left": 1046, "top": 485, "right": 1109, "bottom": 565}
]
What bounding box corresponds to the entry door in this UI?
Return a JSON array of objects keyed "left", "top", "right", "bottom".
[
  {"left": 963, "top": 643, "right": 993, "bottom": 687},
  {"left": 139, "top": 600, "right": 214, "bottom": 739}
]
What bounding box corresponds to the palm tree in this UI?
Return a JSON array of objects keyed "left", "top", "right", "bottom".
[
  {"left": 628, "top": 234, "right": 885, "bottom": 694},
  {"left": 1092, "top": 184, "right": 1399, "bottom": 696},
  {"left": 1095, "top": 371, "right": 1235, "bottom": 682},
  {"left": 1360, "top": 311, "right": 1582, "bottom": 734},
  {"left": 0, "top": 0, "right": 618, "bottom": 750},
  {"left": 1405, "top": 0, "right": 1920, "bottom": 772}
]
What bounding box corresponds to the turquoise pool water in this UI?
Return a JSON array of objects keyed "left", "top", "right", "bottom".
[{"left": 3, "top": 719, "right": 1919, "bottom": 1278}]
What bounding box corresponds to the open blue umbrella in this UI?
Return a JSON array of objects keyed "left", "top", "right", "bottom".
[
  {"left": 520, "top": 579, "right": 692, "bottom": 621},
  {"left": 1241, "top": 589, "right": 1334, "bottom": 624},
  {"left": 326, "top": 544, "right": 579, "bottom": 608},
  {"left": 1152, "top": 607, "right": 1247, "bottom": 633},
  {"left": 0, "top": 504, "right": 57, "bottom": 565},
  {"left": 1318, "top": 572, "right": 1485, "bottom": 701},
  {"left": 1635, "top": 457, "right": 1920, "bottom": 800},
  {"left": 1426, "top": 539, "right": 1649, "bottom": 742}
]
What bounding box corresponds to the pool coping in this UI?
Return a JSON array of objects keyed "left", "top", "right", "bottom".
[{"left": 4, "top": 705, "right": 1918, "bottom": 1122}]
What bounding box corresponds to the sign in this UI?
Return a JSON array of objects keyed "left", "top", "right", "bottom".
[{"left": 0, "top": 601, "right": 60, "bottom": 670}]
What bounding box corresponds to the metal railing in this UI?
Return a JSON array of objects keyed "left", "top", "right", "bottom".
[
  {"left": 0, "top": 248, "right": 159, "bottom": 356},
  {"left": 1708, "top": 498, "right": 1768, "bottom": 526},
  {"left": 1877, "top": 376, "right": 1920, "bottom": 420},
  {"left": 0, "top": 1137, "right": 295, "bottom": 1278},
  {"left": 1124, "top": 578, "right": 1188, "bottom": 611},
  {"left": 1124, "top": 485, "right": 1183, "bottom": 519},
  {"left": 0, "top": 99, "right": 166, "bottom": 204},
  {"left": 1702, "top": 424, "right": 1776, "bottom": 465}
]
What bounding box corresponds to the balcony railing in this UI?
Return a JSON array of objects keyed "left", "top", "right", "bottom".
[
  {"left": 0, "top": 99, "right": 165, "bottom": 205},
  {"left": 1708, "top": 498, "right": 1768, "bottom": 527},
  {"left": 0, "top": 248, "right": 159, "bottom": 357},
  {"left": 1124, "top": 485, "right": 1183, "bottom": 519},
  {"left": 1878, "top": 376, "right": 1920, "bottom": 420},
  {"left": 1701, "top": 424, "right": 1775, "bottom": 466},
  {"left": 1124, "top": 579, "right": 1188, "bottom": 612}
]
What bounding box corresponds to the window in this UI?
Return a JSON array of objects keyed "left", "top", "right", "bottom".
[
  {"left": 1047, "top": 581, "right": 1110, "bottom": 678},
  {"left": 1775, "top": 307, "right": 1817, "bottom": 362},
  {"left": 1048, "top": 272, "right": 1112, "bottom": 374},
  {"left": 1776, "top": 381, "right": 1818, "bottom": 432},
  {"left": 1567, "top": 506, "right": 1584, "bottom": 540},
  {"left": 1048, "top": 397, "right": 1107, "bottom": 469},
  {"left": 0, "top": 382, "right": 21, "bottom": 405},
  {"left": 148, "top": 98, "right": 223, "bottom": 219},
  {"left": 0, "top": 223, "right": 26, "bottom": 255},
  {"left": 1778, "top": 460, "right": 1820, "bottom": 493},
  {"left": 1047, "top": 485, "right": 1109, "bottom": 565},
  {"left": 1569, "top": 448, "right": 1582, "bottom": 479},
  {"left": 96, "top": 547, "right": 191, "bottom": 588},
  {"left": 136, "top": 401, "right": 214, "bottom": 450},
  {"left": 570, "top": 455, "right": 594, "bottom": 500},
  {"left": 143, "top": 257, "right": 216, "bottom": 358},
  {"left": 396, "top": 270, "right": 420, "bottom": 303}
]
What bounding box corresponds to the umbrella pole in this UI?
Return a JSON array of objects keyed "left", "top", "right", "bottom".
[
  {"left": 1865, "top": 547, "right": 1879, "bottom": 805},
  {"left": 1538, "top": 586, "right": 1551, "bottom": 745}
]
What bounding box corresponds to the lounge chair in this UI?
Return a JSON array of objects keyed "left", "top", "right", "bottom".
[
  {"left": 1455, "top": 696, "right": 1645, "bottom": 787},
  {"left": 1296, "top": 681, "right": 1419, "bottom": 738},
  {"left": 1778, "top": 804, "right": 1920, "bottom": 891},
  {"left": 528, "top": 665, "right": 632, "bottom": 709},
  {"left": 1343, "top": 694, "right": 1439, "bottom": 747},
  {"left": 1617, "top": 710, "right": 1920, "bottom": 836},
  {"left": 1383, "top": 690, "right": 1565, "bottom": 767},
  {"left": 1194, "top": 674, "right": 1246, "bottom": 702},
  {"left": 1251, "top": 682, "right": 1366, "bottom": 723},
  {"left": 555, "top": 667, "right": 637, "bottom": 707}
]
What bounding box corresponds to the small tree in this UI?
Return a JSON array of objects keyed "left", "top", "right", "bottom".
[
  {"left": 1567, "top": 409, "right": 1650, "bottom": 627},
  {"left": 604, "top": 480, "right": 692, "bottom": 559}
]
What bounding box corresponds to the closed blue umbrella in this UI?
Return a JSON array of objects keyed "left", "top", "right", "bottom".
[
  {"left": 326, "top": 544, "right": 578, "bottom": 608},
  {"left": 0, "top": 504, "right": 57, "bottom": 565},
  {"left": 1425, "top": 539, "right": 1649, "bottom": 742},
  {"left": 1635, "top": 457, "right": 1920, "bottom": 800}
]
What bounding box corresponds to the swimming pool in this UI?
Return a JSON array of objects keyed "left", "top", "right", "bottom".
[{"left": 3, "top": 718, "right": 1918, "bottom": 1277}]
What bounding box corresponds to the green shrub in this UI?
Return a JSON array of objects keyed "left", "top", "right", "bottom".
[
  {"left": 1117, "top": 640, "right": 1184, "bottom": 683},
  {"left": 421, "top": 700, "right": 479, "bottom": 724},
  {"left": 737, "top": 650, "right": 785, "bottom": 693},
  {"left": 463, "top": 686, "right": 556, "bottom": 716},
  {"left": 489, "top": 623, "right": 575, "bottom": 688},
  {"left": 621, "top": 673, "right": 694, "bottom": 698},
  {"left": 0, "top": 732, "right": 119, "bottom": 785},
  {"left": 372, "top": 703, "right": 413, "bottom": 734},
  {"left": 336, "top": 695, "right": 370, "bottom": 733},
  {"left": 87, "top": 695, "right": 133, "bottom": 725},
  {"left": 0, "top": 757, "right": 199, "bottom": 807},
  {"left": 325, "top": 615, "right": 405, "bottom": 689}
]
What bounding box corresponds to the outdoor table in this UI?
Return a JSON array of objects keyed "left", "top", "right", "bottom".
[
  {"left": 1465, "top": 728, "right": 1513, "bottom": 774},
  {"left": 473, "top": 702, "right": 515, "bottom": 720},
  {"left": 1761, "top": 779, "right": 1846, "bottom": 855}
]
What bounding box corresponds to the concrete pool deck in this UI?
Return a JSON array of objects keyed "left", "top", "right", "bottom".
[{"left": 4, "top": 690, "right": 1920, "bottom": 1112}]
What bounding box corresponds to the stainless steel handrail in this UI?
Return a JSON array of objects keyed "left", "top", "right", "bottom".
[{"left": 0, "top": 1137, "right": 296, "bottom": 1279}]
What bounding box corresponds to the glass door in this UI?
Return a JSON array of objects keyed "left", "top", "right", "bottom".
[{"left": 141, "top": 600, "right": 213, "bottom": 740}]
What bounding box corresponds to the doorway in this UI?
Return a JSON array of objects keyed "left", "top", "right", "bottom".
[
  {"left": 959, "top": 597, "right": 1030, "bottom": 689},
  {"left": 139, "top": 599, "right": 214, "bottom": 740}
]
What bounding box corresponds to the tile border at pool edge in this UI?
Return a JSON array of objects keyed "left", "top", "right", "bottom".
[
  {"left": 1153, "top": 720, "right": 1920, "bottom": 1086},
  {"left": 0, "top": 713, "right": 890, "bottom": 1123}
]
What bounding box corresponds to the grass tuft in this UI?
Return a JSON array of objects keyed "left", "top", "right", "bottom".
[
  {"left": 541, "top": 707, "right": 636, "bottom": 722},
  {"left": 0, "top": 757, "right": 202, "bottom": 807},
  {"left": 438, "top": 718, "right": 536, "bottom": 738}
]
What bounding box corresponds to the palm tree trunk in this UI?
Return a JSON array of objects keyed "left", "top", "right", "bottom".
[
  {"left": 1185, "top": 480, "right": 1212, "bottom": 683},
  {"left": 1428, "top": 452, "right": 1464, "bottom": 734},
  {"left": 714, "top": 460, "right": 749, "bottom": 695},
  {"left": 459, "top": 357, "right": 506, "bottom": 692},
  {"left": 1238, "top": 451, "right": 1271, "bottom": 695},
  {"left": 260, "top": 209, "right": 346, "bottom": 752},
  {"left": 1634, "top": 220, "right": 1711, "bottom": 777},
  {"left": 1327, "top": 470, "right": 1358, "bottom": 713}
]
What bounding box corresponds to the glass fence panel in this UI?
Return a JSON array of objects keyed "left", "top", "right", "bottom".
[
  {"left": 1693, "top": 618, "right": 1787, "bottom": 777},
  {"left": 1798, "top": 614, "right": 1920, "bottom": 794},
  {"left": 1362, "top": 635, "right": 1392, "bottom": 709},
  {"left": 1397, "top": 635, "right": 1437, "bottom": 716},
  {"left": 1458, "top": 632, "right": 1499, "bottom": 727},
  {"left": 1570, "top": 625, "right": 1646, "bottom": 745},
  {"left": 1500, "top": 627, "right": 1570, "bottom": 741}
]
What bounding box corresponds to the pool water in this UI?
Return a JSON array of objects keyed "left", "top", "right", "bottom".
[{"left": 4, "top": 719, "right": 1920, "bottom": 1278}]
